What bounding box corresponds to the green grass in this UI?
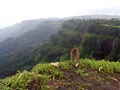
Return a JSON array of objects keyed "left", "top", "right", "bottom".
[
  {"left": 32, "top": 63, "right": 64, "bottom": 79},
  {"left": 0, "top": 58, "right": 120, "bottom": 89},
  {"left": 80, "top": 58, "right": 120, "bottom": 73},
  {"left": 0, "top": 71, "right": 49, "bottom": 90},
  {"left": 59, "top": 60, "right": 77, "bottom": 70},
  {"left": 76, "top": 69, "right": 89, "bottom": 77}
]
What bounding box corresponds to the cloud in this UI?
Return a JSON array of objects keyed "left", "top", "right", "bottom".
[
  {"left": 0, "top": 0, "right": 120, "bottom": 28},
  {"left": 88, "top": 6, "right": 120, "bottom": 15}
]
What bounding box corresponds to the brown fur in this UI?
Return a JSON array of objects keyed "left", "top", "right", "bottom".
[{"left": 70, "top": 48, "right": 80, "bottom": 61}]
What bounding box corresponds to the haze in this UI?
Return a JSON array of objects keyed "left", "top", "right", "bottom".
[{"left": 0, "top": 0, "right": 120, "bottom": 28}]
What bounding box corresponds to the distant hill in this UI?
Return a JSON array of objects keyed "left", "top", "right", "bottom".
[
  {"left": 0, "top": 18, "right": 60, "bottom": 42},
  {"left": 0, "top": 15, "right": 120, "bottom": 43},
  {"left": 0, "top": 19, "right": 63, "bottom": 78},
  {"left": 0, "top": 20, "right": 62, "bottom": 57},
  {"left": 66, "top": 15, "right": 120, "bottom": 20}
]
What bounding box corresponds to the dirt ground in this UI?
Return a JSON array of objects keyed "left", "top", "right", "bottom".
[{"left": 49, "top": 66, "right": 120, "bottom": 90}]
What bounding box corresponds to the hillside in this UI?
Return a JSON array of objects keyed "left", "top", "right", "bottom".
[
  {"left": 24, "top": 19, "right": 120, "bottom": 62},
  {"left": 0, "top": 19, "right": 42, "bottom": 42},
  {"left": 0, "top": 15, "right": 120, "bottom": 43},
  {"left": 0, "top": 19, "right": 120, "bottom": 78},
  {"left": 0, "top": 18, "right": 61, "bottom": 43},
  {"left": 66, "top": 15, "right": 120, "bottom": 20},
  {"left": 0, "top": 59, "right": 120, "bottom": 90},
  {"left": 0, "top": 20, "right": 62, "bottom": 57},
  {"left": 0, "top": 20, "right": 62, "bottom": 78}
]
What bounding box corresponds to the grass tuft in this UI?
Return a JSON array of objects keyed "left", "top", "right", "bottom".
[
  {"left": 32, "top": 63, "right": 64, "bottom": 79},
  {"left": 0, "top": 71, "right": 49, "bottom": 90},
  {"left": 79, "top": 58, "right": 120, "bottom": 73}
]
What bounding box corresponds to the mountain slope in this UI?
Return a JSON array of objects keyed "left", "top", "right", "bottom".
[
  {"left": 0, "top": 15, "right": 119, "bottom": 42},
  {"left": 0, "top": 19, "right": 42, "bottom": 42},
  {"left": 66, "top": 15, "right": 120, "bottom": 20},
  {"left": 0, "top": 20, "right": 62, "bottom": 78},
  {"left": 0, "top": 59, "right": 120, "bottom": 90},
  {"left": 0, "top": 19, "right": 120, "bottom": 78},
  {"left": 30, "top": 19, "right": 120, "bottom": 62},
  {"left": 1, "top": 16, "right": 120, "bottom": 78},
  {"left": 0, "top": 18, "right": 61, "bottom": 43},
  {"left": 0, "top": 20, "right": 62, "bottom": 57}
]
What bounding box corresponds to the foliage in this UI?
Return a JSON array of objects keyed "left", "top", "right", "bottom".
[
  {"left": 59, "top": 61, "right": 76, "bottom": 70},
  {"left": 0, "top": 59, "right": 120, "bottom": 89},
  {"left": 32, "top": 63, "right": 64, "bottom": 79},
  {"left": 1, "top": 19, "right": 120, "bottom": 78},
  {"left": 0, "top": 71, "right": 49, "bottom": 90},
  {"left": 79, "top": 58, "right": 120, "bottom": 73},
  {"left": 76, "top": 69, "right": 89, "bottom": 77}
]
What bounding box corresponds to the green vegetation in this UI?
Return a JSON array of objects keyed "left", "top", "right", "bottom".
[
  {"left": 1, "top": 19, "right": 120, "bottom": 78},
  {"left": 32, "top": 63, "right": 64, "bottom": 79},
  {"left": 0, "top": 71, "right": 49, "bottom": 90},
  {"left": 0, "top": 59, "right": 120, "bottom": 90},
  {"left": 76, "top": 69, "right": 89, "bottom": 77},
  {"left": 80, "top": 58, "right": 120, "bottom": 73},
  {"left": 103, "top": 24, "right": 120, "bottom": 28},
  {"left": 59, "top": 61, "right": 76, "bottom": 70}
]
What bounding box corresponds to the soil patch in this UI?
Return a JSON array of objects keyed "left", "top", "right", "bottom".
[{"left": 49, "top": 66, "right": 120, "bottom": 90}]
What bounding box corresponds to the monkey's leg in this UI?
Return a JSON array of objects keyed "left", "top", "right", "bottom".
[{"left": 71, "top": 55, "right": 73, "bottom": 61}]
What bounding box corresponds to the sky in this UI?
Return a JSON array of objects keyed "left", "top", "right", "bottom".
[{"left": 0, "top": 0, "right": 120, "bottom": 28}]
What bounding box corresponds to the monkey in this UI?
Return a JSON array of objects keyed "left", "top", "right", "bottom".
[{"left": 70, "top": 48, "right": 80, "bottom": 61}]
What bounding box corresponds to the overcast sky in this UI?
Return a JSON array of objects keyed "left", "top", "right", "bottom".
[{"left": 0, "top": 0, "right": 120, "bottom": 28}]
